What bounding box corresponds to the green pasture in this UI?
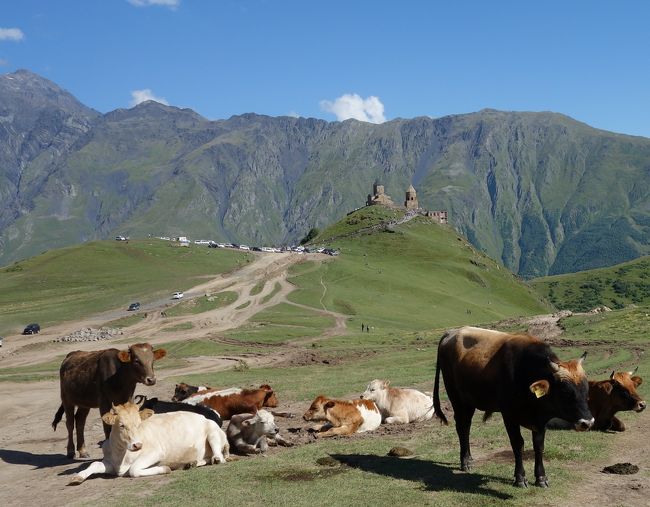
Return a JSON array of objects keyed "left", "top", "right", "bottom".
[
  {"left": 0, "top": 239, "right": 250, "bottom": 335},
  {"left": 531, "top": 255, "right": 650, "bottom": 311}
]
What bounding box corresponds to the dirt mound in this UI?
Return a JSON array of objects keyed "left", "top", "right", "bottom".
[{"left": 52, "top": 327, "right": 123, "bottom": 343}]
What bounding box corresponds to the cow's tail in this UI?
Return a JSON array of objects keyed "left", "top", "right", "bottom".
[
  {"left": 52, "top": 404, "right": 64, "bottom": 431},
  {"left": 433, "top": 334, "right": 449, "bottom": 426}
]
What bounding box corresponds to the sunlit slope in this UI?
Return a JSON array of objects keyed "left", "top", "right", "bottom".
[
  {"left": 289, "top": 207, "right": 550, "bottom": 332},
  {"left": 0, "top": 240, "right": 249, "bottom": 335},
  {"left": 531, "top": 255, "right": 650, "bottom": 312}
]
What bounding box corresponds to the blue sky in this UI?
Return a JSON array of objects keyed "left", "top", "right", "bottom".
[{"left": 1, "top": 0, "right": 649, "bottom": 136}]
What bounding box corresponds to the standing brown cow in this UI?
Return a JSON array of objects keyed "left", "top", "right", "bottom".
[
  {"left": 52, "top": 343, "right": 166, "bottom": 458},
  {"left": 434, "top": 326, "right": 593, "bottom": 488}
]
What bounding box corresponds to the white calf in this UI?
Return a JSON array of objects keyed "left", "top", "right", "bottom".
[
  {"left": 226, "top": 410, "right": 291, "bottom": 454},
  {"left": 68, "top": 402, "right": 229, "bottom": 485},
  {"left": 361, "top": 379, "right": 434, "bottom": 424}
]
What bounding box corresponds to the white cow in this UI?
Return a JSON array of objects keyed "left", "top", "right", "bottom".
[
  {"left": 360, "top": 379, "right": 434, "bottom": 424},
  {"left": 226, "top": 410, "right": 292, "bottom": 454},
  {"left": 68, "top": 401, "right": 229, "bottom": 485}
]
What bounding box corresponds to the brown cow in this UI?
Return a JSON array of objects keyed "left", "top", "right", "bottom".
[
  {"left": 183, "top": 385, "right": 279, "bottom": 420},
  {"left": 434, "top": 326, "right": 593, "bottom": 488},
  {"left": 52, "top": 343, "right": 166, "bottom": 458},
  {"left": 589, "top": 370, "right": 645, "bottom": 431}
]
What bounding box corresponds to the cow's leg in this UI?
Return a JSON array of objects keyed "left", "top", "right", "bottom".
[
  {"left": 207, "top": 431, "right": 227, "bottom": 463},
  {"left": 503, "top": 416, "right": 527, "bottom": 487},
  {"left": 128, "top": 455, "right": 172, "bottom": 478},
  {"left": 74, "top": 407, "right": 91, "bottom": 458},
  {"left": 531, "top": 428, "right": 548, "bottom": 487},
  {"left": 610, "top": 416, "right": 626, "bottom": 432},
  {"left": 317, "top": 424, "right": 356, "bottom": 437},
  {"left": 454, "top": 404, "right": 475, "bottom": 472},
  {"left": 64, "top": 404, "right": 76, "bottom": 459},
  {"left": 258, "top": 436, "right": 269, "bottom": 453},
  {"left": 68, "top": 459, "right": 114, "bottom": 485},
  {"left": 99, "top": 400, "right": 112, "bottom": 440},
  {"left": 385, "top": 412, "right": 409, "bottom": 424}
]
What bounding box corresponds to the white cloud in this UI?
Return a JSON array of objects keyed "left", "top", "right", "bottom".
[
  {"left": 320, "top": 93, "right": 386, "bottom": 123},
  {"left": 129, "top": 89, "right": 169, "bottom": 107},
  {"left": 127, "top": 0, "right": 180, "bottom": 8},
  {"left": 287, "top": 111, "right": 300, "bottom": 118},
  {"left": 0, "top": 28, "right": 24, "bottom": 41}
]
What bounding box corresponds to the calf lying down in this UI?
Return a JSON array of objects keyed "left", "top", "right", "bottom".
[
  {"left": 226, "top": 410, "right": 292, "bottom": 454},
  {"left": 547, "top": 370, "right": 645, "bottom": 431},
  {"left": 69, "top": 402, "right": 229, "bottom": 485},
  {"left": 134, "top": 395, "right": 223, "bottom": 427},
  {"left": 303, "top": 396, "right": 381, "bottom": 437},
  {"left": 181, "top": 384, "right": 279, "bottom": 420},
  {"left": 361, "top": 379, "right": 434, "bottom": 424}
]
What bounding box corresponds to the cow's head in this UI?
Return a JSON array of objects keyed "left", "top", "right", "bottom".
[
  {"left": 303, "top": 395, "right": 329, "bottom": 421},
  {"left": 172, "top": 382, "right": 199, "bottom": 402},
  {"left": 603, "top": 370, "right": 646, "bottom": 413},
  {"left": 260, "top": 384, "right": 279, "bottom": 408},
  {"left": 118, "top": 343, "right": 166, "bottom": 386},
  {"left": 529, "top": 352, "right": 593, "bottom": 431},
  {"left": 241, "top": 410, "right": 279, "bottom": 436},
  {"left": 101, "top": 402, "right": 154, "bottom": 452},
  {"left": 361, "top": 379, "right": 389, "bottom": 401}
]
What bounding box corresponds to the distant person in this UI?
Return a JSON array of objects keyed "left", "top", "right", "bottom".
[{"left": 361, "top": 323, "right": 365, "bottom": 332}]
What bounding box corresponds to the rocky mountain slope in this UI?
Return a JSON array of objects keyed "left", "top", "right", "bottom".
[{"left": 1, "top": 69, "right": 649, "bottom": 276}]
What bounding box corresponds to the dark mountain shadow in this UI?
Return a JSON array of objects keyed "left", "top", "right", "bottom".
[{"left": 330, "top": 454, "right": 512, "bottom": 500}]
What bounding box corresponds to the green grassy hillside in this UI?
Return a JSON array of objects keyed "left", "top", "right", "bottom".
[
  {"left": 291, "top": 207, "right": 550, "bottom": 332},
  {"left": 0, "top": 239, "right": 250, "bottom": 335},
  {"left": 531, "top": 256, "right": 650, "bottom": 312}
]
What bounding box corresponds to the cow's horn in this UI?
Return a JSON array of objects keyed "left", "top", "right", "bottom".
[
  {"left": 610, "top": 371, "right": 616, "bottom": 380},
  {"left": 578, "top": 351, "right": 587, "bottom": 364},
  {"left": 549, "top": 360, "right": 560, "bottom": 372},
  {"left": 630, "top": 366, "right": 639, "bottom": 375}
]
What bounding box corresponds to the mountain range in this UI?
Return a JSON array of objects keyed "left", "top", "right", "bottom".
[{"left": 2, "top": 69, "right": 650, "bottom": 277}]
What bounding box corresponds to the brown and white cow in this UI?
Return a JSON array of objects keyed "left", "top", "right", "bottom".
[
  {"left": 434, "top": 326, "right": 593, "bottom": 488},
  {"left": 52, "top": 343, "right": 166, "bottom": 458},
  {"left": 68, "top": 401, "right": 228, "bottom": 485},
  {"left": 303, "top": 395, "right": 381, "bottom": 436},
  {"left": 361, "top": 379, "right": 434, "bottom": 424},
  {"left": 183, "top": 385, "right": 279, "bottom": 420},
  {"left": 588, "top": 370, "right": 645, "bottom": 431}
]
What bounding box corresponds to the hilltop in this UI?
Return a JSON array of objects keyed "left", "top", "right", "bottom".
[{"left": 3, "top": 70, "right": 650, "bottom": 277}]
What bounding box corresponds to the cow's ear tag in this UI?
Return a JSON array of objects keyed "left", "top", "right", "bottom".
[{"left": 530, "top": 380, "right": 550, "bottom": 398}]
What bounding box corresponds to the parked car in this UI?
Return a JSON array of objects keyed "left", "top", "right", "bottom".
[
  {"left": 22, "top": 323, "right": 40, "bottom": 335},
  {"left": 239, "top": 245, "right": 250, "bottom": 251},
  {"left": 172, "top": 292, "right": 184, "bottom": 299},
  {"left": 115, "top": 235, "right": 128, "bottom": 241},
  {"left": 127, "top": 302, "right": 141, "bottom": 311},
  {"left": 0, "top": 336, "right": 3, "bottom": 347}
]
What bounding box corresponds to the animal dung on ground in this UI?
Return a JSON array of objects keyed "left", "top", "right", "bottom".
[
  {"left": 602, "top": 463, "right": 639, "bottom": 475},
  {"left": 387, "top": 446, "right": 415, "bottom": 458}
]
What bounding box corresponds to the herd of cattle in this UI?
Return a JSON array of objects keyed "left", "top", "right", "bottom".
[{"left": 52, "top": 326, "right": 645, "bottom": 488}]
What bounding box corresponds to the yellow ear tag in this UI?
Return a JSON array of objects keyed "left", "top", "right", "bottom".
[{"left": 531, "top": 385, "right": 546, "bottom": 398}]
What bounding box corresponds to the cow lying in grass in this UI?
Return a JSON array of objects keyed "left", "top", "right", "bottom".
[
  {"left": 303, "top": 395, "right": 381, "bottom": 437},
  {"left": 182, "top": 385, "right": 279, "bottom": 420},
  {"left": 134, "top": 395, "right": 223, "bottom": 427},
  {"left": 68, "top": 402, "right": 229, "bottom": 485},
  {"left": 360, "top": 379, "right": 435, "bottom": 424},
  {"left": 226, "top": 410, "right": 292, "bottom": 454},
  {"left": 548, "top": 369, "right": 645, "bottom": 431}
]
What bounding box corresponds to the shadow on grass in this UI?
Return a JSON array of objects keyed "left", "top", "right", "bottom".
[
  {"left": 330, "top": 454, "right": 513, "bottom": 500},
  {"left": 0, "top": 448, "right": 71, "bottom": 469}
]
